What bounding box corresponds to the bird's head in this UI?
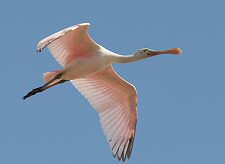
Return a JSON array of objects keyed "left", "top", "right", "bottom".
[{"left": 133, "top": 47, "right": 182, "bottom": 60}]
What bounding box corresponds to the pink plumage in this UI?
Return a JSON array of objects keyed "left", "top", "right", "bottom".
[{"left": 23, "top": 23, "right": 182, "bottom": 162}]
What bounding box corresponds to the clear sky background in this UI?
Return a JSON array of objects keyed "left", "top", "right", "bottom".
[{"left": 0, "top": 0, "right": 225, "bottom": 163}]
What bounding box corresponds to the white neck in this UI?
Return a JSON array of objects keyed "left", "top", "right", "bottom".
[
  {"left": 102, "top": 46, "right": 182, "bottom": 64},
  {"left": 108, "top": 52, "right": 147, "bottom": 64}
]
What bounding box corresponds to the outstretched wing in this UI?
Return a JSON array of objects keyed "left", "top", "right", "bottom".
[
  {"left": 37, "top": 23, "right": 100, "bottom": 66},
  {"left": 71, "top": 66, "right": 138, "bottom": 162}
]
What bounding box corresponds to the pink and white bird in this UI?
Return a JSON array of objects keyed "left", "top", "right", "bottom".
[{"left": 23, "top": 23, "right": 182, "bottom": 162}]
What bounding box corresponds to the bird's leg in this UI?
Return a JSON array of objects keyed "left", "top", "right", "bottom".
[
  {"left": 23, "top": 73, "right": 68, "bottom": 100},
  {"left": 44, "top": 79, "right": 68, "bottom": 90},
  {"left": 42, "top": 73, "right": 64, "bottom": 88},
  {"left": 22, "top": 79, "right": 68, "bottom": 100}
]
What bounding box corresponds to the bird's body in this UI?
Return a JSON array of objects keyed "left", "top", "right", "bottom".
[
  {"left": 23, "top": 23, "right": 182, "bottom": 162},
  {"left": 60, "top": 48, "right": 113, "bottom": 80}
]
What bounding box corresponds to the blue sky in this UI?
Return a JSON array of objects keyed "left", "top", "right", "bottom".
[{"left": 0, "top": 0, "right": 225, "bottom": 163}]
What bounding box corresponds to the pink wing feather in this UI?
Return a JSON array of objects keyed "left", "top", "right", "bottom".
[
  {"left": 37, "top": 23, "right": 138, "bottom": 161},
  {"left": 71, "top": 66, "right": 138, "bottom": 161},
  {"left": 37, "top": 23, "right": 99, "bottom": 66}
]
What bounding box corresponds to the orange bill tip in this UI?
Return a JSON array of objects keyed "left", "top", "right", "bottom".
[{"left": 171, "top": 48, "right": 182, "bottom": 55}]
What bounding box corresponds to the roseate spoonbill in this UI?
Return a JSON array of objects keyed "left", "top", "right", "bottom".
[{"left": 23, "top": 23, "right": 182, "bottom": 161}]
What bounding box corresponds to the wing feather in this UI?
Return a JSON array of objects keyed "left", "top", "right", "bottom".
[
  {"left": 37, "top": 23, "right": 99, "bottom": 66},
  {"left": 71, "top": 65, "right": 138, "bottom": 161}
]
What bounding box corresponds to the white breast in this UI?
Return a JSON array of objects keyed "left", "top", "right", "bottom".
[{"left": 61, "top": 50, "right": 111, "bottom": 80}]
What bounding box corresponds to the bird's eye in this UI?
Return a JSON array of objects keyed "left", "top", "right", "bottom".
[{"left": 142, "top": 49, "right": 148, "bottom": 53}]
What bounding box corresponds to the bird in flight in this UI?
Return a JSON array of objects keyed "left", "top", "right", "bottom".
[{"left": 23, "top": 23, "right": 182, "bottom": 162}]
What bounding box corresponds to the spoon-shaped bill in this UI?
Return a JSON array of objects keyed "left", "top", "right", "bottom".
[{"left": 153, "top": 48, "right": 182, "bottom": 56}]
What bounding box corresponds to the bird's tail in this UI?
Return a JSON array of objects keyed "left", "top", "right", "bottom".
[{"left": 43, "top": 71, "right": 62, "bottom": 84}]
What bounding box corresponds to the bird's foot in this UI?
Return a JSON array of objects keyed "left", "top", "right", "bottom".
[{"left": 23, "top": 87, "right": 44, "bottom": 100}]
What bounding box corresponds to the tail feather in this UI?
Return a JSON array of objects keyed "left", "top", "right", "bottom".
[{"left": 43, "top": 71, "right": 62, "bottom": 84}]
